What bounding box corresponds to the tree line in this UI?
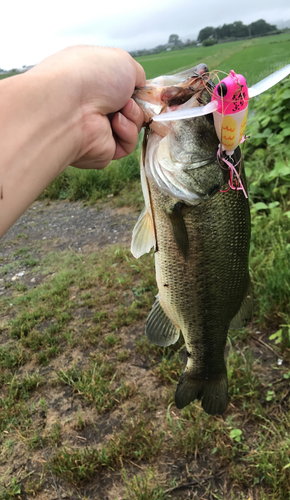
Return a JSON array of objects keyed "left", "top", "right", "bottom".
[
  {"left": 198, "top": 19, "right": 277, "bottom": 44},
  {"left": 129, "top": 18, "right": 285, "bottom": 57}
]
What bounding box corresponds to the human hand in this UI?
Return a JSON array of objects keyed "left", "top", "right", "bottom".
[
  {"left": 30, "top": 46, "right": 146, "bottom": 169},
  {"left": 0, "top": 46, "right": 145, "bottom": 237}
]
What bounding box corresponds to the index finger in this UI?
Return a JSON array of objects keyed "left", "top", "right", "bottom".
[{"left": 134, "top": 60, "right": 146, "bottom": 89}]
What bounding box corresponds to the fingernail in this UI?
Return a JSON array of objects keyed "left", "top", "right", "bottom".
[{"left": 118, "top": 112, "right": 129, "bottom": 127}]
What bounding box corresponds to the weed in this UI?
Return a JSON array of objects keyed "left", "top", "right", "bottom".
[
  {"left": 92, "top": 310, "right": 108, "bottom": 323},
  {"left": 155, "top": 348, "right": 184, "bottom": 384},
  {"left": 227, "top": 343, "right": 261, "bottom": 405},
  {"left": 74, "top": 409, "right": 86, "bottom": 431},
  {"left": 12, "top": 247, "right": 30, "bottom": 257},
  {"left": 49, "top": 421, "right": 62, "bottom": 446},
  {"left": 0, "top": 345, "right": 30, "bottom": 368},
  {"left": 135, "top": 337, "right": 163, "bottom": 357},
  {"left": 123, "top": 467, "right": 164, "bottom": 500},
  {"left": 40, "top": 149, "right": 141, "bottom": 202},
  {"left": 56, "top": 356, "right": 132, "bottom": 412},
  {"left": 50, "top": 416, "right": 163, "bottom": 484},
  {"left": 23, "top": 257, "right": 39, "bottom": 267},
  {"left": 118, "top": 350, "right": 130, "bottom": 362},
  {"left": 104, "top": 334, "right": 121, "bottom": 347}
]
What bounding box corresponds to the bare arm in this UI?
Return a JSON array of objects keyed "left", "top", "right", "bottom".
[{"left": 0, "top": 46, "right": 145, "bottom": 238}]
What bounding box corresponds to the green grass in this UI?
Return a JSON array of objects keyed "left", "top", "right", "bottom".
[
  {"left": 136, "top": 33, "right": 290, "bottom": 84},
  {"left": 56, "top": 355, "right": 135, "bottom": 412},
  {"left": 40, "top": 147, "right": 143, "bottom": 206},
  {"left": 50, "top": 416, "right": 163, "bottom": 485}
]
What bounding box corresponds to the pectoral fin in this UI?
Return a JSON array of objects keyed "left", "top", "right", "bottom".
[
  {"left": 166, "top": 202, "right": 190, "bottom": 261},
  {"left": 131, "top": 207, "right": 156, "bottom": 259},
  {"left": 230, "top": 280, "right": 253, "bottom": 329},
  {"left": 146, "top": 295, "right": 180, "bottom": 347}
]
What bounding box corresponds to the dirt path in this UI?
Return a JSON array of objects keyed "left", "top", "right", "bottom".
[
  {"left": 0, "top": 199, "right": 138, "bottom": 254},
  {"left": 0, "top": 199, "right": 139, "bottom": 291}
]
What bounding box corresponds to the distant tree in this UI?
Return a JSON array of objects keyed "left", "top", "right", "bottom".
[
  {"left": 197, "top": 26, "right": 214, "bottom": 42},
  {"left": 216, "top": 21, "right": 248, "bottom": 39},
  {"left": 231, "top": 21, "right": 249, "bottom": 38},
  {"left": 216, "top": 24, "right": 231, "bottom": 39},
  {"left": 249, "top": 19, "right": 277, "bottom": 36},
  {"left": 168, "top": 34, "right": 180, "bottom": 45}
]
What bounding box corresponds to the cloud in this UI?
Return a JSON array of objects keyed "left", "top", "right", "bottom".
[
  {"left": 1, "top": 0, "right": 290, "bottom": 68},
  {"left": 59, "top": 0, "right": 290, "bottom": 50}
]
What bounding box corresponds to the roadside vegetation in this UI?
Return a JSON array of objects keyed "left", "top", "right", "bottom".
[{"left": 0, "top": 35, "right": 290, "bottom": 499}]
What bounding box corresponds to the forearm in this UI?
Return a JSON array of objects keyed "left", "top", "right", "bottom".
[{"left": 0, "top": 70, "right": 80, "bottom": 238}]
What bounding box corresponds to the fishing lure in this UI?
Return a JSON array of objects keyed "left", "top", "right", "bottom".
[{"left": 153, "top": 64, "right": 290, "bottom": 157}]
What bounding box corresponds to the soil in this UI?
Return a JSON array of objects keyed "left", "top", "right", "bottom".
[{"left": 0, "top": 199, "right": 138, "bottom": 293}]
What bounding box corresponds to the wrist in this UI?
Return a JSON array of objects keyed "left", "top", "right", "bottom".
[
  {"left": 0, "top": 70, "right": 82, "bottom": 236},
  {"left": 21, "top": 66, "right": 83, "bottom": 169}
]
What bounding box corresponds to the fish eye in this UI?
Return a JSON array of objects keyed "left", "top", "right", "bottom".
[{"left": 217, "top": 82, "right": 227, "bottom": 97}]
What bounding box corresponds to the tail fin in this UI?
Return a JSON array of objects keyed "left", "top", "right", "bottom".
[{"left": 175, "top": 368, "right": 229, "bottom": 416}]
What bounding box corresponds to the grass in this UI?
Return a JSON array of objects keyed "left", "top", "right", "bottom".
[
  {"left": 50, "top": 416, "right": 163, "bottom": 485},
  {"left": 39, "top": 147, "right": 143, "bottom": 207},
  {"left": 56, "top": 355, "right": 135, "bottom": 413},
  {"left": 136, "top": 33, "right": 290, "bottom": 83}
]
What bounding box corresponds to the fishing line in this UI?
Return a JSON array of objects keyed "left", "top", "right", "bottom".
[{"left": 20, "top": 378, "right": 62, "bottom": 500}]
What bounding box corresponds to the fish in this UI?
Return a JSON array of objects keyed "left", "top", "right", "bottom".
[{"left": 131, "top": 64, "right": 253, "bottom": 416}]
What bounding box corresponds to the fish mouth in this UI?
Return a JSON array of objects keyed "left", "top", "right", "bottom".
[{"left": 132, "top": 64, "right": 213, "bottom": 125}]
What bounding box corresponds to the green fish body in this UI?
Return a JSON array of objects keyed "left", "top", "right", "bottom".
[{"left": 132, "top": 65, "right": 253, "bottom": 415}]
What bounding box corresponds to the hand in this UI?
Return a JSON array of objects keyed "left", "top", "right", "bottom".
[
  {"left": 0, "top": 46, "right": 145, "bottom": 237},
  {"left": 31, "top": 46, "right": 146, "bottom": 169}
]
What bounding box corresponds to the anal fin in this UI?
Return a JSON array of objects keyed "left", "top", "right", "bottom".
[
  {"left": 145, "top": 295, "right": 180, "bottom": 347},
  {"left": 230, "top": 280, "right": 253, "bottom": 329}
]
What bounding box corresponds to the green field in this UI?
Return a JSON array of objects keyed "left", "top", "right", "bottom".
[{"left": 136, "top": 33, "right": 290, "bottom": 85}]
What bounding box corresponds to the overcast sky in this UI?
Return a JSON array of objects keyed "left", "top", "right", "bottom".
[{"left": 1, "top": 0, "right": 290, "bottom": 70}]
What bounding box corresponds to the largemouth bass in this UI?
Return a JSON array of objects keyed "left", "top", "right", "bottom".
[{"left": 131, "top": 64, "right": 253, "bottom": 416}]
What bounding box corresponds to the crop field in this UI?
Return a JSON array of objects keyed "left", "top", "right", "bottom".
[
  {"left": 137, "top": 33, "right": 290, "bottom": 85},
  {"left": 1, "top": 34, "right": 290, "bottom": 499}
]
